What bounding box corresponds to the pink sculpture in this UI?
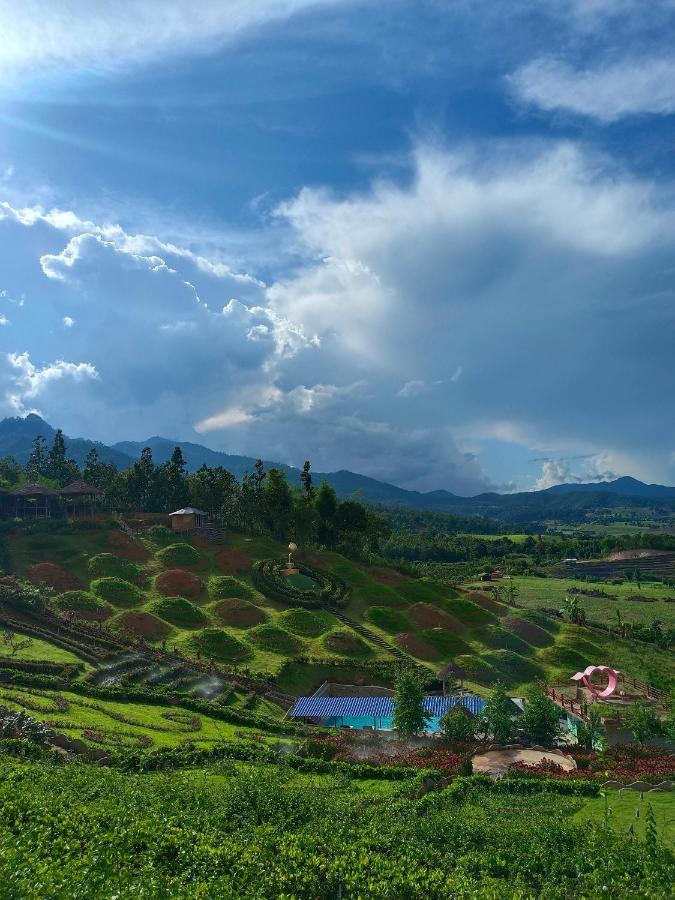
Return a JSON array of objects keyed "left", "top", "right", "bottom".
[{"left": 571, "top": 665, "right": 622, "bottom": 699}]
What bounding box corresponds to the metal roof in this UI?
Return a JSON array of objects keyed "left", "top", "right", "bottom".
[
  {"left": 169, "top": 507, "right": 207, "bottom": 516},
  {"left": 289, "top": 694, "right": 486, "bottom": 720}
]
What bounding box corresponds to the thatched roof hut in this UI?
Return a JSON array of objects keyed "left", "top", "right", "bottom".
[
  {"left": 12, "top": 482, "right": 57, "bottom": 497},
  {"left": 60, "top": 480, "right": 102, "bottom": 497},
  {"left": 437, "top": 661, "right": 467, "bottom": 695}
]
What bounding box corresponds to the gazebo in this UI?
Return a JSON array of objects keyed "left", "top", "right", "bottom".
[
  {"left": 60, "top": 480, "right": 102, "bottom": 518},
  {"left": 438, "top": 661, "right": 467, "bottom": 696},
  {"left": 12, "top": 482, "right": 59, "bottom": 519},
  {"left": 169, "top": 507, "right": 207, "bottom": 533}
]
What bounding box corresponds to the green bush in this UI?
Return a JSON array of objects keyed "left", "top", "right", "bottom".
[
  {"left": 87, "top": 554, "right": 140, "bottom": 582},
  {"left": 208, "top": 576, "right": 254, "bottom": 601},
  {"left": 144, "top": 525, "right": 174, "bottom": 545},
  {"left": 156, "top": 543, "right": 201, "bottom": 567},
  {"left": 364, "top": 606, "right": 409, "bottom": 633},
  {"left": 187, "top": 628, "right": 250, "bottom": 662},
  {"left": 147, "top": 597, "right": 208, "bottom": 628},
  {"left": 278, "top": 609, "right": 333, "bottom": 637},
  {"left": 247, "top": 625, "right": 303, "bottom": 655},
  {"left": 52, "top": 591, "right": 108, "bottom": 613},
  {"left": 90, "top": 577, "right": 143, "bottom": 608}
]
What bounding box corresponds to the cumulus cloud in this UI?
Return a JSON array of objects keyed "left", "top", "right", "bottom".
[
  {"left": 2, "top": 352, "right": 98, "bottom": 416},
  {"left": 534, "top": 454, "right": 619, "bottom": 490},
  {"left": 510, "top": 57, "right": 675, "bottom": 122},
  {"left": 0, "top": 315, "right": 8, "bottom": 326},
  {"left": 62, "top": 316, "right": 75, "bottom": 328},
  {"left": 0, "top": 0, "right": 351, "bottom": 76}
]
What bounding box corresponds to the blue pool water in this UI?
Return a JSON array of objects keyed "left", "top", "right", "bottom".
[{"left": 323, "top": 715, "right": 443, "bottom": 732}]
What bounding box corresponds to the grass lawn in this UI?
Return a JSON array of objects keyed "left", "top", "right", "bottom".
[
  {"left": 574, "top": 790, "right": 675, "bottom": 850},
  {"left": 495, "top": 575, "right": 675, "bottom": 628},
  {"left": 0, "top": 634, "right": 92, "bottom": 668}
]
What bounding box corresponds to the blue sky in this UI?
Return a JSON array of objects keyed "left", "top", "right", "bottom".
[{"left": 0, "top": 0, "right": 674, "bottom": 494}]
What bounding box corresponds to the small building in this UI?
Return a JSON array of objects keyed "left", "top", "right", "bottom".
[
  {"left": 477, "top": 572, "right": 492, "bottom": 582},
  {"left": 437, "top": 661, "right": 467, "bottom": 696},
  {"left": 288, "top": 694, "right": 486, "bottom": 731},
  {"left": 60, "top": 480, "right": 102, "bottom": 518},
  {"left": 169, "top": 507, "right": 207, "bottom": 532},
  {"left": 12, "top": 482, "right": 59, "bottom": 519}
]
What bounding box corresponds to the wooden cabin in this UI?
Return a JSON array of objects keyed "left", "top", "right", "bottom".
[
  {"left": 12, "top": 482, "right": 59, "bottom": 519},
  {"left": 60, "top": 480, "right": 102, "bottom": 518},
  {"left": 169, "top": 507, "right": 207, "bottom": 533}
]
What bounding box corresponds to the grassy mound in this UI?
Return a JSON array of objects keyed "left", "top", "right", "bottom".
[
  {"left": 455, "top": 653, "right": 500, "bottom": 686},
  {"left": 156, "top": 543, "right": 201, "bottom": 567},
  {"left": 353, "top": 583, "right": 405, "bottom": 608},
  {"left": 148, "top": 597, "right": 208, "bottom": 628},
  {"left": 208, "top": 576, "right": 254, "bottom": 601},
  {"left": 247, "top": 625, "right": 303, "bottom": 655},
  {"left": 420, "top": 628, "right": 470, "bottom": 656},
  {"left": 485, "top": 649, "right": 545, "bottom": 685},
  {"left": 154, "top": 569, "right": 203, "bottom": 599},
  {"left": 445, "top": 597, "right": 495, "bottom": 627},
  {"left": 396, "top": 632, "right": 440, "bottom": 660},
  {"left": 107, "top": 531, "right": 149, "bottom": 561},
  {"left": 52, "top": 590, "right": 111, "bottom": 621},
  {"left": 502, "top": 616, "right": 554, "bottom": 648},
  {"left": 88, "top": 554, "right": 140, "bottom": 582},
  {"left": 214, "top": 598, "right": 268, "bottom": 628},
  {"left": 395, "top": 579, "right": 453, "bottom": 604},
  {"left": 475, "top": 624, "right": 533, "bottom": 655},
  {"left": 215, "top": 548, "right": 252, "bottom": 574},
  {"left": 322, "top": 629, "right": 372, "bottom": 657},
  {"left": 278, "top": 608, "right": 333, "bottom": 637},
  {"left": 144, "top": 525, "right": 174, "bottom": 545},
  {"left": 409, "top": 603, "right": 466, "bottom": 633},
  {"left": 27, "top": 563, "right": 82, "bottom": 592},
  {"left": 115, "top": 611, "right": 171, "bottom": 641},
  {"left": 364, "top": 606, "right": 409, "bottom": 633},
  {"left": 521, "top": 610, "right": 561, "bottom": 634},
  {"left": 466, "top": 591, "right": 507, "bottom": 613},
  {"left": 187, "top": 628, "right": 250, "bottom": 662},
  {"left": 538, "top": 645, "right": 591, "bottom": 671},
  {"left": 90, "top": 577, "right": 143, "bottom": 608}
]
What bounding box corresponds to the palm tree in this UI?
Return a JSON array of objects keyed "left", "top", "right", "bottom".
[{"left": 560, "top": 594, "right": 586, "bottom": 625}]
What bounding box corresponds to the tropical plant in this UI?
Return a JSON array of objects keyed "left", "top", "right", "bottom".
[
  {"left": 479, "top": 682, "right": 515, "bottom": 744},
  {"left": 392, "top": 668, "right": 430, "bottom": 738},
  {"left": 519, "top": 683, "right": 561, "bottom": 747}
]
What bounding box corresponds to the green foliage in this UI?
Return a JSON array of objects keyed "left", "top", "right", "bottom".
[
  {"left": 518, "top": 683, "right": 561, "bottom": 747},
  {"left": 208, "top": 575, "right": 254, "bottom": 601},
  {"left": 364, "top": 606, "right": 409, "bottom": 633},
  {"left": 144, "top": 525, "right": 174, "bottom": 545},
  {"left": 248, "top": 625, "right": 303, "bottom": 655},
  {"left": 88, "top": 554, "right": 140, "bottom": 582},
  {"left": 576, "top": 705, "right": 606, "bottom": 751},
  {"left": 90, "top": 577, "right": 143, "bottom": 607},
  {"left": 156, "top": 543, "right": 201, "bottom": 567},
  {"left": 147, "top": 597, "right": 208, "bottom": 628},
  {"left": 52, "top": 590, "right": 107, "bottom": 613},
  {"left": 392, "top": 668, "right": 430, "bottom": 737},
  {"left": 187, "top": 628, "right": 250, "bottom": 662},
  {"left": 322, "top": 629, "right": 371, "bottom": 657},
  {"left": 251, "top": 559, "right": 349, "bottom": 609},
  {"left": 480, "top": 682, "right": 515, "bottom": 744},
  {"left": 621, "top": 700, "right": 662, "bottom": 746},
  {"left": 440, "top": 705, "right": 477, "bottom": 741}
]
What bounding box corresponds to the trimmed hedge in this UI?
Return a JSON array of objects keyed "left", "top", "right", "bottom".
[
  {"left": 278, "top": 609, "right": 333, "bottom": 637},
  {"left": 447, "top": 774, "right": 600, "bottom": 799},
  {"left": 90, "top": 577, "right": 143, "bottom": 608},
  {"left": 251, "top": 559, "right": 350, "bottom": 609},
  {"left": 156, "top": 543, "right": 201, "bottom": 567},
  {"left": 88, "top": 554, "right": 140, "bottom": 582}
]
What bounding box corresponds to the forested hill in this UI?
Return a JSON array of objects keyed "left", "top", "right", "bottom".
[{"left": 1, "top": 414, "right": 675, "bottom": 523}]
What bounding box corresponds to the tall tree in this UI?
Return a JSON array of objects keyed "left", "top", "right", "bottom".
[
  {"left": 314, "top": 481, "right": 338, "bottom": 547},
  {"left": 392, "top": 668, "right": 429, "bottom": 738},
  {"left": 265, "top": 468, "right": 293, "bottom": 539},
  {"left": 479, "top": 682, "right": 514, "bottom": 744},
  {"left": 519, "top": 683, "right": 561, "bottom": 747},
  {"left": 300, "top": 460, "right": 315, "bottom": 500},
  {"left": 622, "top": 700, "right": 661, "bottom": 747},
  {"left": 26, "top": 436, "right": 48, "bottom": 481},
  {"left": 126, "top": 447, "right": 156, "bottom": 511},
  {"left": 46, "top": 429, "right": 68, "bottom": 484}
]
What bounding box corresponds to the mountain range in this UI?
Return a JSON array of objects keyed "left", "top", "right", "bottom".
[{"left": 2, "top": 414, "right": 674, "bottom": 522}]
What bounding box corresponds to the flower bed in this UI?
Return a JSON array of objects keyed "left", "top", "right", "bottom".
[{"left": 509, "top": 745, "right": 675, "bottom": 783}]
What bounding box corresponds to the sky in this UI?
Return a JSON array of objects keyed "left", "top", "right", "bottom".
[{"left": 0, "top": 0, "right": 674, "bottom": 495}]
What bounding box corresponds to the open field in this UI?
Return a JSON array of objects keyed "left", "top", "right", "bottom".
[
  {"left": 492, "top": 575, "right": 675, "bottom": 628},
  {"left": 573, "top": 790, "right": 675, "bottom": 851}
]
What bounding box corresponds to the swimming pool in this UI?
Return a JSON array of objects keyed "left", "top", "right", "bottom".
[{"left": 323, "top": 715, "right": 443, "bottom": 732}]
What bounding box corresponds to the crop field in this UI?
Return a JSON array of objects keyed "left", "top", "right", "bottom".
[
  {"left": 573, "top": 791, "right": 675, "bottom": 851},
  {"left": 494, "top": 575, "right": 675, "bottom": 628}
]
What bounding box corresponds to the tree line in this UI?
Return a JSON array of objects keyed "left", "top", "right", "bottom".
[{"left": 0, "top": 433, "right": 390, "bottom": 557}]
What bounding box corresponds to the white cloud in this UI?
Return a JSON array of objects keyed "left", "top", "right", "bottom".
[
  {"left": 534, "top": 454, "right": 619, "bottom": 490},
  {"left": 398, "top": 380, "right": 427, "bottom": 398},
  {"left": 62, "top": 316, "right": 75, "bottom": 328},
  {"left": 2, "top": 351, "right": 98, "bottom": 415},
  {"left": 0, "top": 1, "right": 351, "bottom": 77},
  {"left": 510, "top": 57, "right": 675, "bottom": 122},
  {"left": 0, "top": 315, "right": 8, "bottom": 326}
]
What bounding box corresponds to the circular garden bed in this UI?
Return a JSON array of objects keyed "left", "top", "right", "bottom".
[{"left": 251, "top": 559, "right": 349, "bottom": 609}]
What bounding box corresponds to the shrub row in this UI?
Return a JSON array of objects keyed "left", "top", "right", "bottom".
[{"left": 447, "top": 774, "right": 601, "bottom": 799}]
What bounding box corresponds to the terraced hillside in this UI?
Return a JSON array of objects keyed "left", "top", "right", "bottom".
[{"left": 2, "top": 520, "right": 673, "bottom": 699}]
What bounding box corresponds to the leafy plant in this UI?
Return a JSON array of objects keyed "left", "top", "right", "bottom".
[{"left": 392, "top": 668, "right": 430, "bottom": 738}]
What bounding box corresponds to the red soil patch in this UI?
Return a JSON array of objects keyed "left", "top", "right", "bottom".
[
  {"left": 502, "top": 616, "right": 552, "bottom": 648},
  {"left": 215, "top": 548, "right": 252, "bottom": 574},
  {"left": 369, "top": 566, "right": 406, "bottom": 586},
  {"left": 75, "top": 607, "right": 114, "bottom": 623},
  {"left": 27, "top": 563, "right": 82, "bottom": 593},
  {"left": 115, "top": 611, "right": 170, "bottom": 640},
  {"left": 155, "top": 569, "right": 203, "bottom": 599},
  {"left": 607, "top": 548, "right": 670, "bottom": 561},
  {"left": 395, "top": 632, "right": 440, "bottom": 660},
  {"left": 107, "top": 531, "right": 150, "bottom": 562},
  {"left": 409, "top": 603, "right": 466, "bottom": 634},
  {"left": 467, "top": 591, "right": 505, "bottom": 613},
  {"left": 214, "top": 598, "right": 267, "bottom": 628}
]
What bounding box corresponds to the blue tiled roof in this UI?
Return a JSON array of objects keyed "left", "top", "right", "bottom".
[{"left": 289, "top": 694, "right": 485, "bottom": 720}]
